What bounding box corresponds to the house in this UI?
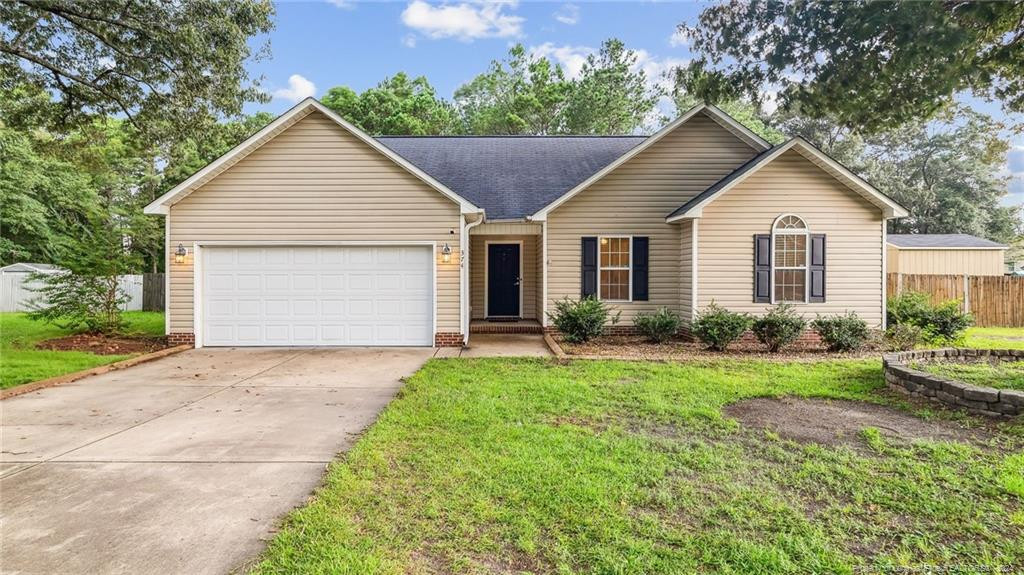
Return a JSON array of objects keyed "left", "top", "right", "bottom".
[
  {"left": 143, "top": 98, "right": 908, "bottom": 348},
  {"left": 887, "top": 234, "right": 1008, "bottom": 276}
]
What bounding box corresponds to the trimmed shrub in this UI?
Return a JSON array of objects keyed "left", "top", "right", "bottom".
[
  {"left": 634, "top": 307, "right": 681, "bottom": 343},
  {"left": 752, "top": 304, "right": 806, "bottom": 352},
  {"left": 692, "top": 302, "right": 751, "bottom": 351},
  {"left": 885, "top": 323, "right": 922, "bottom": 352},
  {"left": 812, "top": 312, "right": 870, "bottom": 352},
  {"left": 547, "top": 296, "right": 620, "bottom": 343}
]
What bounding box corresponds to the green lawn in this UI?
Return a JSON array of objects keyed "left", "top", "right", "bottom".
[
  {"left": 913, "top": 360, "right": 1024, "bottom": 391},
  {"left": 0, "top": 312, "right": 165, "bottom": 389},
  {"left": 253, "top": 359, "right": 1023, "bottom": 575},
  {"left": 964, "top": 326, "right": 1024, "bottom": 350}
]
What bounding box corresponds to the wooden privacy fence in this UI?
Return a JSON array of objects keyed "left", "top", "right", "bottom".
[
  {"left": 142, "top": 273, "right": 165, "bottom": 311},
  {"left": 887, "top": 273, "right": 1024, "bottom": 327}
]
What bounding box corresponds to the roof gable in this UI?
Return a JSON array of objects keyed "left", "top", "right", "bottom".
[
  {"left": 144, "top": 98, "right": 480, "bottom": 216},
  {"left": 529, "top": 104, "right": 772, "bottom": 220},
  {"left": 666, "top": 137, "right": 909, "bottom": 221}
]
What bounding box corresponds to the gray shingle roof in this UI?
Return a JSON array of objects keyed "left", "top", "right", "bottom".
[
  {"left": 887, "top": 234, "right": 1007, "bottom": 249},
  {"left": 377, "top": 136, "right": 645, "bottom": 219}
]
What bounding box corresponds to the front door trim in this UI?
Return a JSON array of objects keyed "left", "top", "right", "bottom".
[{"left": 484, "top": 240, "right": 523, "bottom": 318}]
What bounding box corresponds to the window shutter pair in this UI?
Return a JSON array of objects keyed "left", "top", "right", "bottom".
[
  {"left": 752, "top": 233, "right": 826, "bottom": 303},
  {"left": 580, "top": 237, "right": 649, "bottom": 301}
]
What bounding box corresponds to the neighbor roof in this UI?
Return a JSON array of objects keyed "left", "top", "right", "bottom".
[
  {"left": 0, "top": 263, "right": 61, "bottom": 273},
  {"left": 377, "top": 136, "right": 645, "bottom": 220},
  {"left": 887, "top": 234, "right": 1007, "bottom": 249}
]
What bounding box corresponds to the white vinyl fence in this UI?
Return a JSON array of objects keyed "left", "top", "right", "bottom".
[{"left": 0, "top": 273, "right": 143, "bottom": 312}]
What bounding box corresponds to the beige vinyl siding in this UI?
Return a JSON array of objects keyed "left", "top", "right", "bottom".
[
  {"left": 470, "top": 235, "right": 538, "bottom": 319},
  {"left": 887, "top": 246, "right": 1005, "bottom": 276},
  {"left": 546, "top": 112, "right": 758, "bottom": 324},
  {"left": 167, "top": 110, "right": 462, "bottom": 334},
  {"left": 697, "top": 149, "right": 885, "bottom": 326},
  {"left": 536, "top": 231, "right": 545, "bottom": 323},
  {"left": 678, "top": 220, "right": 694, "bottom": 323}
]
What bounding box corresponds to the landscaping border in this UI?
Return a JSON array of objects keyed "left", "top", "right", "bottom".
[
  {"left": 1, "top": 344, "right": 193, "bottom": 400},
  {"left": 882, "top": 349, "right": 1024, "bottom": 417}
]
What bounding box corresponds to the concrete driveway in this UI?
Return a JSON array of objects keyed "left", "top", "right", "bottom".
[{"left": 0, "top": 347, "right": 434, "bottom": 575}]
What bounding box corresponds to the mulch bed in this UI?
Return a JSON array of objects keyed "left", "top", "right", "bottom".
[
  {"left": 36, "top": 334, "right": 170, "bottom": 355},
  {"left": 557, "top": 335, "right": 882, "bottom": 362}
]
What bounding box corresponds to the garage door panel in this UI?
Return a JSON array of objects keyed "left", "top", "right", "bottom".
[{"left": 202, "top": 246, "right": 433, "bottom": 346}]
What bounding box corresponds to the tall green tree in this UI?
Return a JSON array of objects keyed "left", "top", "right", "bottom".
[
  {"left": 0, "top": 0, "right": 274, "bottom": 140},
  {"left": 322, "top": 73, "right": 458, "bottom": 135},
  {"left": 672, "top": 91, "right": 785, "bottom": 144},
  {"left": 562, "top": 39, "right": 661, "bottom": 134},
  {"left": 455, "top": 44, "right": 571, "bottom": 135},
  {"left": 775, "top": 106, "right": 1020, "bottom": 242},
  {"left": 679, "top": 0, "right": 1024, "bottom": 131}
]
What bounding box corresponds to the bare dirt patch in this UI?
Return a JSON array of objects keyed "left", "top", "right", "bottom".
[
  {"left": 36, "top": 334, "right": 169, "bottom": 355},
  {"left": 559, "top": 335, "right": 880, "bottom": 362},
  {"left": 724, "top": 397, "right": 993, "bottom": 447}
]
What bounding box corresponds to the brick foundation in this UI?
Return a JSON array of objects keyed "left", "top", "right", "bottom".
[
  {"left": 167, "top": 332, "right": 196, "bottom": 346},
  {"left": 543, "top": 325, "right": 822, "bottom": 345},
  {"left": 434, "top": 332, "right": 464, "bottom": 347}
]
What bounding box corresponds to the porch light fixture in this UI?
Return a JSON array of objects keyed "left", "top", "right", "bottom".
[
  {"left": 441, "top": 242, "right": 452, "bottom": 264},
  {"left": 174, "top": 243, "right": 187, "bottom": 264}
]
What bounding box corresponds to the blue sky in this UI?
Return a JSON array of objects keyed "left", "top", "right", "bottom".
[{"left": 244, "top": 1, "right": 1023, "bottom": 208}]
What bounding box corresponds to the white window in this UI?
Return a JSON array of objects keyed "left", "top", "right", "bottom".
[
  {"left": 772, "top": 215, "right": 808, "bottom": 303},
  {"left": 598, "top": 236, "right": 631, "bottom": 301}
]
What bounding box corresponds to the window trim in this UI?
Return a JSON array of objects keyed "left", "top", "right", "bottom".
[
  {"left": 597, "top": 235, "right": 633, "bottom": 303},
  {"left": 770, "top": 214, "right": 810, "bottom": 304}
]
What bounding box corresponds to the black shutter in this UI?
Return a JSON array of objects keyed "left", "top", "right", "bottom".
[
  {"left": 754, "top": 234, "right": 771, "bottom": 303},
  {"left": 581, "top": 237, "right": 597, "bottom": 298},
  {"left": 632, "top": 237, "right": 649, "bottom": 301},
  {"left": 809, "top": 234, "right": 826, "bottom": 302}
]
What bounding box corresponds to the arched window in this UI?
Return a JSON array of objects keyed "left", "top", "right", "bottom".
[{"left": 772, "top": 214, "right": 809, "bottom": 303}]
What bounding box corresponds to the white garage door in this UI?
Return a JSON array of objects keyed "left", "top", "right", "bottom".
[{"left": 202, "top": 246, "right": 433, "bottom": 346}]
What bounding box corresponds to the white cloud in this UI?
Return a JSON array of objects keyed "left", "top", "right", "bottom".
[
  {"left": 553, "top": 3, "right": 579, "bottom": 25},
  {"left": 529, "top": 42, "right": 592, "bottom": 79},
  {"left": 1008, "top": 146, "right": 1024, "bottom": 174},
  {"left": 632, "top": 49, "right": 688, "bottom": 92},
  {"left": 272, "top": 74, "right": 316, "bottom": 103},
  {"left": 402, "top": 34, "right": 418, "bottom": 48},
  {"left": 668, "top": 28, "right": 688, "bottom": 48},
  {"left": 326, "top": 0, "right": 355, "bottom": 8},
  {"left": 401, "top": 0, "right": 523, "bottom": 42}
]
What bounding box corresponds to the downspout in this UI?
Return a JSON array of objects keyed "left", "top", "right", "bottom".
[{"left": 462, "top": 214, "right": 484, "bottom": 345}]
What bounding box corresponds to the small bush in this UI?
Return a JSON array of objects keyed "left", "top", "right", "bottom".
[
  {"left": 752, "top": 304, "right": 806, "bottom": 352},
  {"left": 634, "top": 307, "right": 681, "bottom": 343},
  {"left": 884, "top": 323, "right": 922, "bottom": 351},
  {"left": 812, "top": 312, "right": 870, "bottom": 352},
  {"left": 692, "top": 302, "right": 751, "bottom": 351},
  {"left": 547, "top": 296, "right": 620, "bottom": 343},
  {"left": 887, "top": 291, "right": 932, "bottom": 328},
  {"left": 886, "top": 291, "right": 972, "bottom": 345},
  {"left": 923, "top": 300, "right": 973, "bottom": 344}
]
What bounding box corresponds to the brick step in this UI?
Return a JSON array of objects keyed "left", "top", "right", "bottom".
[{"left": 470, "top": 321, "right": 543, "bottom": 334}]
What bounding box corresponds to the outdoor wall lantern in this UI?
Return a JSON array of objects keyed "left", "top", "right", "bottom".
[
  {"left": 174, "top": 243, "right": 187, "bottom": 264},
  {"left": 441, "top": 242, "right": 452, "bottom": 264}
]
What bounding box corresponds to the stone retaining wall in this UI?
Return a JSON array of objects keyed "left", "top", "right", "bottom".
[{"left": 882, "top": 349, "right": 1024, "bottom": 418}]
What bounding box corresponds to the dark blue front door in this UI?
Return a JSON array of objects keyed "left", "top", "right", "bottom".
[{"left": 487, "top": 243, "right": 520, "bottom": 317}]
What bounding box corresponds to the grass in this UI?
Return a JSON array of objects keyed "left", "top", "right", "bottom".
[
  {"left": 964, "top": 326, "right": 1024, "bottom": 350},
  {"left": 252, "top": 358, "right": 1023, "bottom": 575},
  {"left": 0, "top": 312, "right": 165, "bottom": 389},
  {"left": 912, "top": 360, "right": 1024, "bottom": 391}
]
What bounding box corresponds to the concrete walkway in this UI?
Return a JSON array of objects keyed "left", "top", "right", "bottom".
[
  {"left": 436, "top": 334, "right": 552, "bottom": 358},
  {"left": 0, "top": 347, "right": 433, "bottom": 575}
]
